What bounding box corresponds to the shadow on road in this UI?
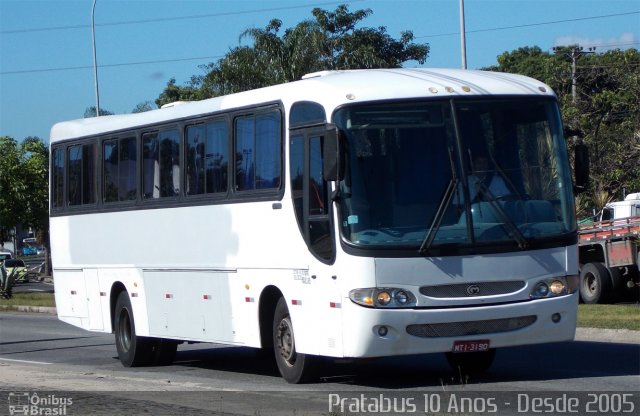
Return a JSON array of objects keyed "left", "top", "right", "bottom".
[{"left": 162, "top": 339, "right": 639, "bottom": 388}]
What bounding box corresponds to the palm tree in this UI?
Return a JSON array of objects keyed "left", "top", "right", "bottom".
[{"left": 159, "top": 5, "right": 429, "bottom": 103}]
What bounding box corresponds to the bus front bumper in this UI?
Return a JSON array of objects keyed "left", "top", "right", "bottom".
[{"left": 340, "top": 293, "right": 578, "bottom": 358}]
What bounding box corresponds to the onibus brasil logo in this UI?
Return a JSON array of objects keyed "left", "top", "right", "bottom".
[{"left": 7, "top": 392, "right": 73, "bottom": 415}]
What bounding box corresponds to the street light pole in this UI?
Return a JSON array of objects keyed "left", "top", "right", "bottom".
[
  {"left": 91, "top": 0, "right": 100, "bottom": 117},
  {"left": 459, "top": 0, "right": 467, "bottom": 69}
]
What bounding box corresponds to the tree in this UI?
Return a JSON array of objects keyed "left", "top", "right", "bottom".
[
  {"left": 0, "top": 137, "right": 24, "bottom": 243},
  {"left": 311, "top": 5, "right": 428, "bottom": 69},
  {"left": 0, "top": 136, "right": 50, "bottom": 249},
  {"left": 485, "top": 46, "right": 570, "bottom": 95},
  {"left": 157, "top": 4, "right": 429, "bottom": 106},
  {"left": 132, "top": 101, "right": 154, "bottom": 113},
  {"left": 486, "top": 47, "right": 640, "bottom": 217},
  {"left": 84, "top": 106, "right": 115, "bottom": 118},
  {"left": 155, "top": 77, "right": 204, "bottom": 108},
  {"left": 566, "top": 49, "right": 640, "bottom": 202}
]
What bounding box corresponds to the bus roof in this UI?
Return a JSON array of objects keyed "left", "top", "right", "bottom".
[{"left": 50, "top": 68, "right": 555, "bottom": 142}]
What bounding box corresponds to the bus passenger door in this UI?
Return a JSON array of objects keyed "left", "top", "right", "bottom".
[
  {"left": 290, "top": 128, "right": 342, "bottom": 356},
  {"left": 290, "top": 131, "right": 335, "bottom": 263}
]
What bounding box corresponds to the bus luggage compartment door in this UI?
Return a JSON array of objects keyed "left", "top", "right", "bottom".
[{"left": 54, "top": 269, "right": 89, "bottom": 327}]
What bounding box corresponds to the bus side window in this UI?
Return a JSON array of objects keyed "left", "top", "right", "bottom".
[
  {"left": 235, "top": 116, "right": 255, "bottom": 191},
  {"left": 103, "top": 136, "right": 137, "bottom": 203},
  {"left": 142, "top": 133, "right": 159, "bottom": 199},
  {"left": 308, "top": 136, "right": 332, "bottom": 260},
  {"left": 67, "top": 143, "right": 96, "bottom": 206},
  {"left": 186, "top": 120, "right": 229, "bottom": 196},
  {"left": 143, "top": 129, "right": 180, "bottom": 199},
  {"left": 235, "top": 110, "right": 281, "bottom": 192},
  {"left": 186, "top": 124, "right": 206, "bottom": 195},
  {"left": 51, "top": 147, "right": 65, "bottom": 209},
  {"left": 289, "top": 132, "right": 334, "bottom": 262}
]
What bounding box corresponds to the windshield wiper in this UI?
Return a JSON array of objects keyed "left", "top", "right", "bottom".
[
  {"left": 419, "top": 143, "right": 460, "bottom": 254},
  {"left": 419, "top": 178, "right": 458, "bottom": 254}
]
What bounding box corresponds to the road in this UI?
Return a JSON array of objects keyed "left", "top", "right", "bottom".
[
  {"left": 0, "top": 312, "right": 638, "bottom": 415},
  {"left": 10, "top": 279, "right": 53, "bottom": 294}
]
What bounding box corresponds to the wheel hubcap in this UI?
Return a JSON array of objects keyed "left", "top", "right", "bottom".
[
  {"left": 276, "top": 316, "right": 296, "bottom": 365},
  {"left": 585, "top": 273, "right": 597, "bottom": 295}
]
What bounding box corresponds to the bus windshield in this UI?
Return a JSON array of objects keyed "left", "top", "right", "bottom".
[{"left": 333, "top": 98, "right": 576, "bottom": 252}]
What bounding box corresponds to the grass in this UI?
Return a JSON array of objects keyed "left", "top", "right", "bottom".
[
  {"left": 1, "top": 292, "right": 639, "bottom": 331},
  {"left": 577, "top": 303, "right": 640, "bottom": 331},
  {"left": 0, "top": 292, "right": 56, "bottom": 308}
]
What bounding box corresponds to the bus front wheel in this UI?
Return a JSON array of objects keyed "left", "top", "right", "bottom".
[
  {"left": 114, "top": 291, "right": 153, "bottom": 367},
  {"left": 273, "top": 297, "right": 318, "bottom": 383}
]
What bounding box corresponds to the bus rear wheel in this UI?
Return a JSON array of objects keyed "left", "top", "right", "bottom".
[
  {"left": 114, "top": 291, "right": 153, "bottom": 367},
  {"left": 273, "top": 297, "right": 318, "bottom": 383}
]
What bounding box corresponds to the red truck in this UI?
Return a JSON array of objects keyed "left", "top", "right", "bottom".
[{"left": 578, "top": 193, "right": 640, "bottom": 303}]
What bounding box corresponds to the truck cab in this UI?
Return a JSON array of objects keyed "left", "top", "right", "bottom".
[{"left": 599, "top": 193, "right": 640, "bottom": 221}]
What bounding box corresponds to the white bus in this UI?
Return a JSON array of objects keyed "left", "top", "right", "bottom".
[{"left": 50, "top": 68, "right": 583, "bottom": 383}]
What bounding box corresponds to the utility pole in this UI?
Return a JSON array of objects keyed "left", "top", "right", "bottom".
[
  {"left": 554, "top": 46, "right": 595, "bottom": 104},
  {"left": 459, "top": 0, "right": 467, "bottom": 69},
  {"left": 91, "top": 0, "right": 101, "bottom": 117}
]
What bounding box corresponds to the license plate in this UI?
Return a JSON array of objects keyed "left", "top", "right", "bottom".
[{"left": 451, "top": 339, "right": 490, "bottom": 353}]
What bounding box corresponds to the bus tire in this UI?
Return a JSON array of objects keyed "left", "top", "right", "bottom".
[
  {"left": 273, "top": 297, "right": 318, "bottom": 383},
  {"left": 114, "top": 291, "right": 153, "bottom": 367},
  {"left": 580, "top": 262, "right": 612, "bottom": 304},
  {"left": 446, "top": 349, "right": 496, "bottom": 375}
]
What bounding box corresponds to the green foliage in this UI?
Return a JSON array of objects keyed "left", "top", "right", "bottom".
[
  {"left": 155, "top": 77, "right": 205, "bottom": 108},
  {"left": 486, "top": 47, "right": 640, "bottom": 217},
  {"left": 156, "top": 4, "right": 429, "bottom": 106},
  {"left": 132, "top": 101, "right": 154, "bottom": 113},
  {"left": 0, "top": 292, "right": 56, "bottom": 308},
  {"left": 84, "top": 106, "right": 115, "bottom": 118},
  {"left": 578, "top": 304, "right": 640, "bottom": 331},
  {"left": 0, "top": 136, "right": 49, "bottom": 242},
  {"left": 0, "top": 137, "right": 23, "bottom": 241}
]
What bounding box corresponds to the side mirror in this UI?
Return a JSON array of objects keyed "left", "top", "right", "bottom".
[
  {"left": 574, "top": 143, "right": 589, "bottom": 192},
  {"left": 322, "top": 125, "right": 345, "bottom": 181}
]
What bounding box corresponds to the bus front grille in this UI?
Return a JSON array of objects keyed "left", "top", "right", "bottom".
[
  {"left": 419, "top": 281, "right": 526, "bottom": 298},
  {"left": 406, "top": 315, "right": 537, "bottom": 338}
]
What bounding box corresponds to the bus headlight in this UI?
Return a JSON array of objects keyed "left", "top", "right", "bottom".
[
  {"left": 549, "top": 280, "right": 566, "bottom": 295},
  {"left": 532, "top": 282, "right": 549, "bottom": 298},
  {"left": 376, "top": 291, "right": 392, "bottom": 306},
  {"left": 530, "top": 277, "right": 571, "bottom": 299},
  {"left": 350, "top": 288, "right": 417, "bottom": 308},
  {"left": 394, "top": 290, "right": 410, "bottom": 305}
]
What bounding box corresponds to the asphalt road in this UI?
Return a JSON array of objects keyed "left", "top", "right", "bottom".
[
  {"left": 0, "top": 312, "right": 638, "bottom": 415},
  {"left": 10, "top": 279, "right": 54, "bottom": 294}
]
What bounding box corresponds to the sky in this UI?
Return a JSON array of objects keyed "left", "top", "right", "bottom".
[{"left": 0, "top": 0, "right": 638, "bottom": 143}]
